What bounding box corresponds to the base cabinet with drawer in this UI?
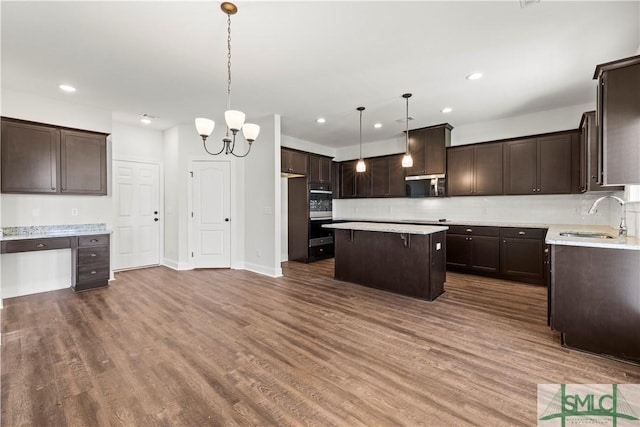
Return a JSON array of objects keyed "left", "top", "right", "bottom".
[
  {"left": 445, "top": 224, "right": 548, "bottom": 285},
  {"left": 72, "top": 234, "right": 110, "bottom": 291}
]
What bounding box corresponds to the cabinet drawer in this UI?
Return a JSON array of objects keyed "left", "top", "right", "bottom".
[
  {"left": 77, "top": 264, "right": 110, "bottom": 283},
  {"left": 78, "top": 234, "right": 109, "bottom": 247},
  {"left": 309, "top": 244, "right": 334, "bottom": 258},
  {"left": 500, "top": 227, "right": 546, "bottom": 239},
  {"left": 447, "top": 225, "right": 500, "bottom": 236},
  {"left": 1, "top": 237, "right": 71, "bottom": 253},
  {"left": 309, "top": 236, "right": 334, "bottom": 247},
  {"left": 77, "top": 246, "right": 109, "bottom": 265}
]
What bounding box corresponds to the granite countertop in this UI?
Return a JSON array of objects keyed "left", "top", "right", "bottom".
[
  {"left": 545, "top": 224, "right": 640, "bottom": 251},
  {"left": 332, "top": 218, "right": 639, "bottom": 250},
  {"left": 323, "top": 221, "right": 448, "bottom": 235},
  {"left": 0, "top": 223, "right": 112, "bottom": 242}
]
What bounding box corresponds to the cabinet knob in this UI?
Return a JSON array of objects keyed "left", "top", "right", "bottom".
[
  {"left": 36, "top": 243, "right": 46, "bottom": 248},
  {"left": 90, "top": 270, "right": 97, "bottom": 275},
  {"left": 466, "top": 228, "right": 472, "bottom": 233},
  {"left": 91, "top": 253, "right": 97, "bottom": 257},
  {"left": 518, "top": 231, "right": 526, "bottom": 235}
]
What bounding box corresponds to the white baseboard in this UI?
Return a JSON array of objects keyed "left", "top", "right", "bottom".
[
  {"left": 244, "top": 262, "right": 283, "bottom": 278},
  {"left": 162, "top": 258, "right": 190, "bottom": 271}
]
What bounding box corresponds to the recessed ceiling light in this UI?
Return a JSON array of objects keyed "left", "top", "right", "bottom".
[
  {"left": 140, "top": 114, "right": 155, "bottom": 124},
  {"left": 466, "top": 72, "right": 483, "bottom": 81},
  {"left": 373, "top": 123, "right": 383, "bottom": 129},
  {"left": 316, "top": 118, "right": 326, "bottom": 124},
  {"left": 441, "top": 107, "right": 453, "bottom": 114},
  {"left": 58, "top": 84, "right": 76, "bottom": 93}
]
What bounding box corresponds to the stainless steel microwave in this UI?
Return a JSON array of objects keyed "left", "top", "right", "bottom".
[{"left": 405, "top": 174, "right": 446, "bottom": 197}]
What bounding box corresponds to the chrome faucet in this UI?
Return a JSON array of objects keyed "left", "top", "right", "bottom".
[{"left": 587, "top": 195, "right": 627, "bottom": 236}]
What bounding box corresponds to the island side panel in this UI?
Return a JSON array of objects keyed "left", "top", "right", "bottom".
[
  {"left": 551, "top": 244, "right": 640, "bottom": 363},
  {"left": 334, "top": 229, "right": 446, "bottom": 300}
]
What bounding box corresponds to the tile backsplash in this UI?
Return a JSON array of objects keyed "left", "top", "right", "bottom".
[{"left": 334, "top": 192, "right": 632, "bottom": 233}]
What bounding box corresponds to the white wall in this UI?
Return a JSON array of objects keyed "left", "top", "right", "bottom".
[
  {"left": 281, "top": 134, "right": 336, "bottom": 158},
  {"left": 244, "top": 115, "right": 282, "bottom": 277},
  {"left": 280, "top": 177, "right": 288, "bottom": 262},
  {"left": 112, "top": 122, "right": 163, "bottom": 163},
  {"left": 0, "top": 89, "right": 113, "bottom": 298},
  {"left": 162, "top": 126, "right": 180, "bottom": 267}
]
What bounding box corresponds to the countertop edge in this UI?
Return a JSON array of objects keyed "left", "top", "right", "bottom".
[
  {"left": 0, "top": 230, "right": 113, "bottom": 242},
  {"left": 324, "top": 222, "right": 448, "bottom": 235}
]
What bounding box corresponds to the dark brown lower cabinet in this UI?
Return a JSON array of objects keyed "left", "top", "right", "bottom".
[
  {"left": 550, "top": 244, "right": 640, "bottom": 364},
  {"left": 334, "top": 229, "right": 446, "bottom": 301},
  {"left": 499, "top": 227, "right": 547, "bottom": 285},
  {"left": 72, "top": 234, "right": 110, "bottom": 291},
  {"left": 446, "top": 225, "right": 548, "bottom": 285},
  {"left": 446, "top": 226, "right": 500, "bottom": 272}
]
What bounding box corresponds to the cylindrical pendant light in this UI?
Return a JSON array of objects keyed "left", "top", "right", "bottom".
[
  {"left": 402, "top": 93, "right": 413, "bottom": 168},
  {"left": 356, "top": 106, "right": 366, "bottom": 173}
]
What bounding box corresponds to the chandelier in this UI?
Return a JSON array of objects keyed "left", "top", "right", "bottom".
[{"left": 195, "top": 2, "right": 260, "bottom": 157}]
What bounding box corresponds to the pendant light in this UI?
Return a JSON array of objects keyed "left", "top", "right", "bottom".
[
  {"left": 194, "top": 2, "right": 260, "bottom": 158},
  {"left": 401, "top": 93, "right": 413, "bottom": 168},
  {"left": 356, "top": 106, "right": 366, "bottom": 173}
]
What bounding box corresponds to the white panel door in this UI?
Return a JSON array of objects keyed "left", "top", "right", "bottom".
[
  {"left": 191, "top": 161, "right": 231, "bottom": 268},
  {"left": 113, "top": 161, "right": 160, "bottom": 270}
]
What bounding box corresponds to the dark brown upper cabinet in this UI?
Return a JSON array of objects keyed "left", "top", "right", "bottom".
[
  {"left": 280, "top": 148, "right": 308, "bottom": 175},
  {"left": 1, "top": 117, "right": 108, "bottom": 195},
  {"left": 406, "top": 124, "right": 452, "bottom": 177},
  {"left": 60, "top": 130, "right": 107, "bottom": 195},
  {"left": 447, "top": 142, "right": 503, "bottom": 196},
  {"left": 339, "top": 160, "right": 371, "bottom": 198},
  {"left": 594, "top": 55, "right": 640, "bottom": 185},
  {"left": 308, "top": 154, "right": 332, "bottom": 184},
  {"left": 504, "top": 132, "right": 576, "bottom": 195},
  {"left": 578, "top": 111, "right": 624, "bottom": 192},
  {"left": 370, "top": 154, "right": 405, "bottom": 198}
]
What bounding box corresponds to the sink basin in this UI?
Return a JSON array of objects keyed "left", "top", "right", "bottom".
[{"left": 558, "top": 231, "right": 616, "bottom": 239}]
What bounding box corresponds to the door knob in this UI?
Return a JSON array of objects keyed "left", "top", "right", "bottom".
[
  {"left": 154, "top": 218, "right": 159, "bottom": 222},
  {"left": 225, "top": 218, "right": 230, "bottom": 222},
  {"left": 154, "top": 211, "right": 158, "bottom": 215}
]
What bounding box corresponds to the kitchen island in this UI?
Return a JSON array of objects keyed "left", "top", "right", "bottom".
[{"left": 324, "top": 222, "right": 448, "bottom": 301}]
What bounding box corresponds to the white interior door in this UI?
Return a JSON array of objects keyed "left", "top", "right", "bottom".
[
  {"left": 190, "top": 161, "right": 231, "bottom": 268},
  {"left": 113, "top": 161, "right": 160, "bottom": 270}
]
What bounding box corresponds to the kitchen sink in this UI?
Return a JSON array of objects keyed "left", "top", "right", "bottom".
[{"left": 558, "top": 231, "right": 616, "bottom": 239}]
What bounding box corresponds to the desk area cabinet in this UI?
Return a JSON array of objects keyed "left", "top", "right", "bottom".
[
  {"left": 1, "top": 117, "right": 108, "bottom": 195},
  {"left": 1, "top": 231, "right": 111, "bottom": 292}
]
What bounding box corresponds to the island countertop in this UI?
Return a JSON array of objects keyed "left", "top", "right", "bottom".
[{"left": 323, "top": 221, "right": 448, "bottom": 235}]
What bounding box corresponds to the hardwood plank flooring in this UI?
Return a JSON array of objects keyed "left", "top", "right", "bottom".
[{"left": 2, "top": 260, "right": 639, "bottom": 426}]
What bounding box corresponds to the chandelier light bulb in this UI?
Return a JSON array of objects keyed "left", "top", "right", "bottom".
[
  {"left": 356, "top": 159, "right": 366, "bottom": 173},
  {"left": 195, "top": 118, "right": 215, "bottom": 140},
  {"left": 242, "top": 123, "right": 260, "bottom": 142},
  {"left": 224, "top": 110, "right": 246, "bottom": 132},
  {"left": 402, "top": 154, "right": 414, "bottom": 168}
]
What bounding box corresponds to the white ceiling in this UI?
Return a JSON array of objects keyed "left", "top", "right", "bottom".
[{"left": 2, "top": 1, "right": 638, "bottom": 148}]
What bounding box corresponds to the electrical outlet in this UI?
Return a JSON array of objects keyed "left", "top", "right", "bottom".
[
  {"left": 256, "top": 249, "right": 261, "bottom": 258},
  {"left": 264, "top": 206, "right": 272, "bottom": 215},
  {"left": 71, "top": 208, "right": 79, "bottom": 216}
]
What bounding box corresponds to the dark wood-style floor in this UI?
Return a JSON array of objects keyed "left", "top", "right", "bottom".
[{"left": 2, "top": 260, "right": 639, "bottom": 426}]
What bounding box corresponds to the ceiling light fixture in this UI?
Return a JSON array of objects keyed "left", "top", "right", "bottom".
[
  {"left": 441, "top": 107, "right": 453, "bottom": 113},
  {"left": 401, "top": 93, "right": 413, "bottom": 168},
  {"left": 194, "top": 2, "right": 259, "bottom": 157},
  {"left": 466, "top": 72, "right": 483, "bottom": 80},
  {"left": 140, "top": 114, "right": 153, "bottom": 124},
  {"left": 356, "top": 107, "right": 366, "bottom": 173},
  {"left": 58, "top": 84, "right": 76, "bottom": 93},
  {"left": 316, "top": 118, "right": 326, "bottom": 124},
  {"left": 373, "top": 123, "right": 382, "bottom": 129}
]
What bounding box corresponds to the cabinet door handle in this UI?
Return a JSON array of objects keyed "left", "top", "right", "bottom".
[
  {"left": 466, "top": 228, "right": 472, "bottom": 233},
  {"left": 91, "top": 253, "right": 97, "bottom": 257},
  {"left": 90, "top": 239, "right": 98, "bottom": 243},
  {"left": 518, "top": 231, "right": 526, "bottom": 235},
  {"left": 36, "top": 243, "right": 46, "bottom": 248},
  {"left": 90, "top": 271, "right": 97, "bottom": 275}
]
